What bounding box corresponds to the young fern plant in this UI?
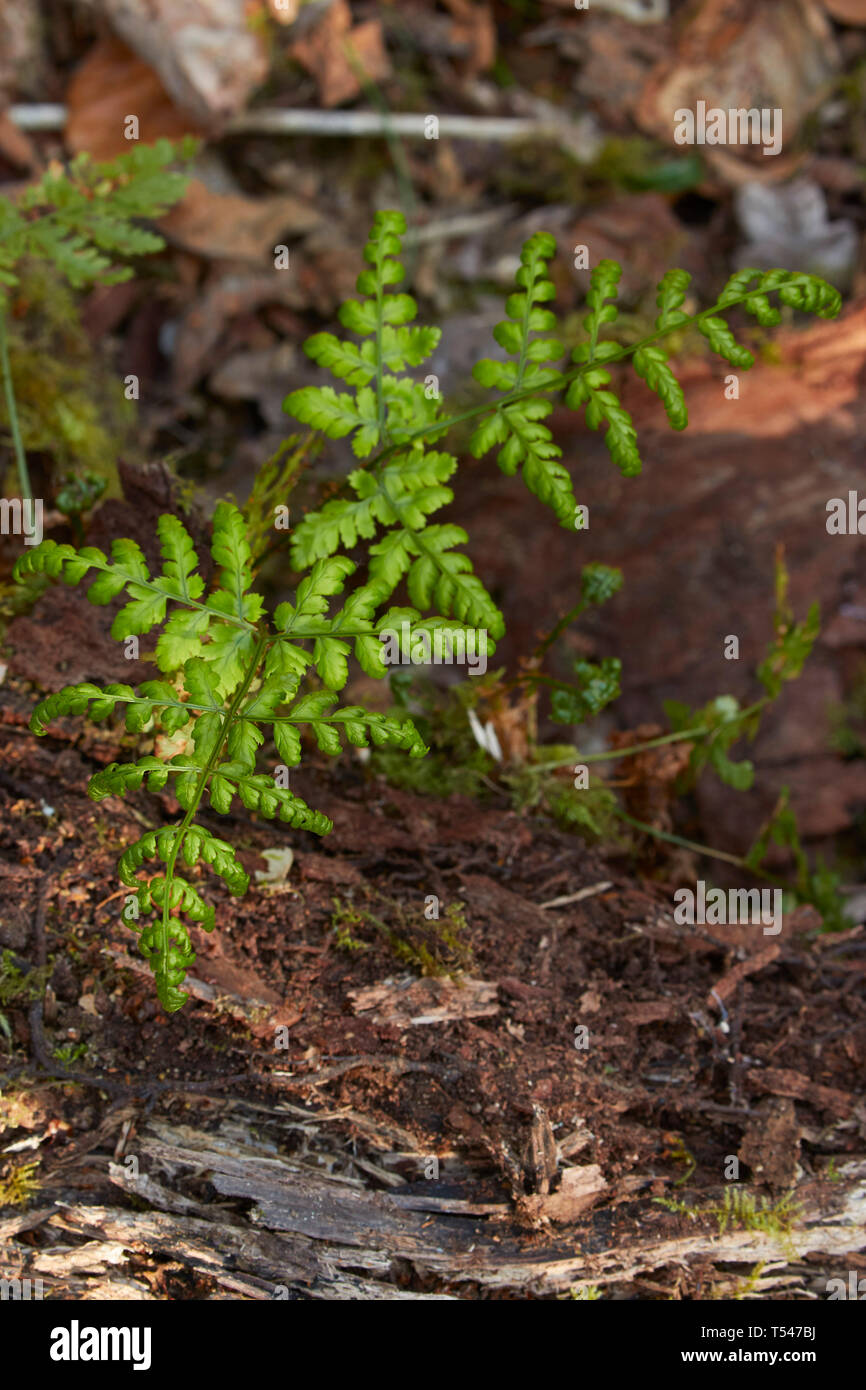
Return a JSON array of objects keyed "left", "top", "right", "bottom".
[
  {"left": 13, "top": 502, "right": 468, "bottom": 1012},
  {"left": 283, "top": 209, "right": 843, "bottom": 911},
  {"left": 0, "top": 138, "right": 194, "bottom": 499},
  {"left": 15, "top": 210, "right": 844, "bottom": 1013}
]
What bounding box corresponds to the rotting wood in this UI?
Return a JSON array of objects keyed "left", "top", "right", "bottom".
[
  {"left": 6, "top": 1120, "right": 861, "bottom": 1299},
  {"left": 347, "top": 974, "right": 499, "bottom": 1027}
]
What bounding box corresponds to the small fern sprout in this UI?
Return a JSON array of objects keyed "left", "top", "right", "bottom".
[{"left": 15, "top": 503, "right": 441, "bottom": 1012}]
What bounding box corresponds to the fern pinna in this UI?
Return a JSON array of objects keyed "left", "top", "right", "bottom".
[{"left": 16, "top": 210, "right": 841, "bottom": 1013}]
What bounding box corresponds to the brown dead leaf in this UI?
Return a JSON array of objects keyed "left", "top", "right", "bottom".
[
  {"left": 171, "top": 272, "right": 306, "bottom": 390},
  {"left": 635, "top": 0, "right": 839, "bottom": 184},
  {"left": 208, "top": 342, "right": 298, "bottom": 426},
  {"left": 161, "top": 177, "right": 322, "bottom": 262},
  {"left": 0, "top": 111, "right": 37, "bottom": 170},
  {"left": 441, "top": 0, "right": 497, "bottom": 76},
  {"left": 567, "top": 195, "right": 689, "bottom": 303},
  {"left": 95, "top": 0, "right": 268, "bottom": 127},
  {"left": 608, "top": 722, "right": 692, "bottom": 829},
  {"left": 822, "top": 0, "right": 866, "bottom": 21},
  {"left": 66, "top": 37, "right": 201, "bottom": 161},
  {"left": 291, "top": 0, "right": 390, "bottom": 107}
]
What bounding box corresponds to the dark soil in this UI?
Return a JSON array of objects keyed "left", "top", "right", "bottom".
[{"left": 1, "top": 578, "right": 864, "bottom": 1295}]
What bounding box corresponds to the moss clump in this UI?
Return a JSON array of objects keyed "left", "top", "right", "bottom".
[
  {"left": 332, "top": 894, "right": 474, "bottom": 978},
  {"left": 0, "top": 263, "right": 134, "bottom": 497}
]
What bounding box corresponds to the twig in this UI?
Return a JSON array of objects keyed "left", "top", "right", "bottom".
[
  {"left": 7, "top": 103, "right": 598, "bottom": 154},
  {"left": 404, "top": 206, "right": 519, "bottom": 246},
  {"left": 7, "top": 104, "right": 66, "bottom": 131},
  {"left": 539, "top": 881, "right": 613, "bottom": 910},
  {"left": 27, "top": 849, "right": 74, "bottom": 1073},
  {"left": 2, "top": 1060, "right": 256, "bottom": 1101},
  {"left": 231, "top": 110, "right": 575, "bottom": 142},
  {"left": 273, "top": 1055, "right": 458, "bottom": 1086}
]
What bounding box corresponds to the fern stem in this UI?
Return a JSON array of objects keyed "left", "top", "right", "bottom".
[
  {"left": 527, "top": 699, "right": 770, "bottom": 773},
  {"left": 157, "top": 633, "right": 268, "bottom": 988},
  {"left": 514, "top": 244, "right": 539, "bottom": 390},
  {"left": 372, "top": 231, "right": 388, "bottom": 449},
  {"left": 86, "top": 553, "right": 258, "bottom": 631},
  {"left": 614, "top": 808, "right": 751, "bottom": 870},
  {"left": 530, "top": 599, "right": 589, "bottom": 662},
  {"left": 0, "top": 304, "right": 32, "bottom": 501},
  {"left": 613, "top": 808, "right": 791, "bottom": 895},
  {"left": 529, "top": 728, "right": 710, "bottom": 771}
]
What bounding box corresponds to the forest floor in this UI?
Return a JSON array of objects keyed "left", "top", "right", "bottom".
[
  {"left": 1, "top": 475, "right": 864, "bottom": 1297},
  {"left": 2, "top": 0, "right": 866, "bottom": 1300}
]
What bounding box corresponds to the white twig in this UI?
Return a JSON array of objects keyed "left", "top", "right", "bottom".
[
  {"left": 6, "top": 103, "right": 600, "bottom": 158},
  {"left": 228, "top": 110, "right": 559, "bottom": 140},
  {"left": 539, "top": 882, "right": 613, "bottom": 910},
  {"left": 7, "top": 104, "right": 67, "bottom": 131}
]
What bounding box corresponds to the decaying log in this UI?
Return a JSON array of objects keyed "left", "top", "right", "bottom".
[{"left": 4, "top": 1116, "right": 863, "bottom": 1299}]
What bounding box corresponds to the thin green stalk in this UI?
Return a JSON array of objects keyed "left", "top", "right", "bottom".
[
  {"left": 613, "top": 808, "right": 790, "bottom": 893},
  {"left": 157, "top": 633, "right": 268, "bottom": 980},
  {"left": 0, "top": 303, "right": 32, "bottom": 500},
  {"left": 615, "top": 809, "right": 748, "bottom": 869},
  {"left": 528, "top": 728, "right": 709, "bottom": 772},
  {"left": 375, "top": 266, "right": 387, "bottom": 447},
  {"left": 531, "top": 599, "right": 588, "bottom": 663},
  {"left": 527, "top": 699, "right": 770, "bottom": 773}
]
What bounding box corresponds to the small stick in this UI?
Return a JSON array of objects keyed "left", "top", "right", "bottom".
[
  {"left": 7, "top": 103, "right": 599, "bottom": 157},
  {"left": 539, "top": 881, "right": 612, "bottom": 910}
]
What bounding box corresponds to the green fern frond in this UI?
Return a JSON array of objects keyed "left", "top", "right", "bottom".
[
  {"left": 15, "top": 504, "right": 268, "bottom": 697},
  {"left": 284, "top": 212, "right": 503, "bottom": 639},
  {"left": 0, "top": 140, "right": 195, "bottom": 293},
  {"left": 469, "top": 231, "right": 574, "bottom": 523},
  {"left": 18, "top": 498, "right": 429, "bottom": 1012},
  {"left": 286, "top": 212, "right": 840, "bottom": 541}
]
